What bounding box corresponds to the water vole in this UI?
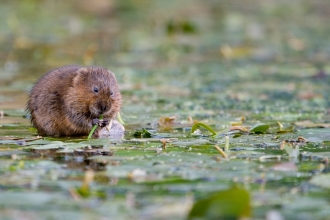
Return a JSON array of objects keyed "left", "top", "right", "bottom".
[{"left": 27, "top": 65, "right": 122, "bottom": 137}]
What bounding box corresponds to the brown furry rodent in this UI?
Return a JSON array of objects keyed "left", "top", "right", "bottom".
[{"left": 27, "top": 65, "right": 122, "bottom": 137}]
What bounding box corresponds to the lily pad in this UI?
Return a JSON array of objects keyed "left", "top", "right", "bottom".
[
  {"left": 188, "top": 186, "right": 251, "bottom": 219},
  {"left": 133, "top": 128, "right": 153, "bottom": 138},
  {"left": 250, "top": 123, "right": 270, "bottom": 134}
]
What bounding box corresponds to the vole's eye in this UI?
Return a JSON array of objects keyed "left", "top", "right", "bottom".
[
  {"left": 93, "top": 87, "right": 99, "bottom": 93},
  {"left": 110, "top": 91, "right": 114, "bottom": 96}
]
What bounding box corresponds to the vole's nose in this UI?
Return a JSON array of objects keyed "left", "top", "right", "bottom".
[
  {"left": 98, "top": 103, "right": 108, "bottom": 114},
  {"left": 101, "top": 105, "right": 107, "bottom": 112}
]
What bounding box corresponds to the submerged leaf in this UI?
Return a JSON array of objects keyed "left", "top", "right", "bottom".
[
  {"left": 310, "top": 174, "right": 330, "bottom": 189},
  {"left": 76, "top": 170, "right": 95, "bottom": 198},
  {"left": 272, "top": 162, "right": 298, "bottom": 171},
  {"left": 188, "top": 186, "right": 251, "bottom": 219}
]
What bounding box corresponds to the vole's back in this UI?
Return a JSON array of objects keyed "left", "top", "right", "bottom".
[{"left": 27, "top": 66, "right": 82, "bottom": 136}]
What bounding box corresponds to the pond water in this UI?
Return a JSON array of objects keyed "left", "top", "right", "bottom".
[{"left": 1, "top": 0, "right": 330, "bottom": 219}]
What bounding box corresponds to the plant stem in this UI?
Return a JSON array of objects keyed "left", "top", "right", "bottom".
[
  {"left": 117, "top": 112, "right": 125, "bottom": 125},
  {"left": 87, "top": 116, "right": 104, "bottom": 139}
]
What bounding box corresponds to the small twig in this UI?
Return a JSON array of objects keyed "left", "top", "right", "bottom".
[
  {"left": 106, "top": 119, "right": 113, "bottom": 132},
  {"left": 68, "top": 188, "right": 81, "bottom": 201},
  {"left": 224, "top": 135, "right": 229, "bottom": 152},
  {"left": 81, "top": 169, "right": 95, "bottom": 191},
  {"left": 214, "top": 145, "right": 228, "bottom": 158},
  {"left": 161, "top": 139, "right": 167, "bottom": 150}
]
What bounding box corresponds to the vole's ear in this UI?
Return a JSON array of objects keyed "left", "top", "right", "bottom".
[
  {"left": 107, "top": 70, "right": 116, "bottom": 80},
  {"left": 73, "top": 68, "right": 89, "bottom": 85},
  {"left": 107, "top": 70, "right": 118, "bottom": 87}
]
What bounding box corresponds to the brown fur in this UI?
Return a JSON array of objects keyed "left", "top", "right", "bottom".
[{"left": 27, "top": 65, "right": 121, "bottom": 137}]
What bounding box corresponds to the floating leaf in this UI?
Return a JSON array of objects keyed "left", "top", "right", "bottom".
[
  {"left": 233, "top": 133, "right": 242, "bottom": 138},
  {"left": 166, "top": 19, "right": 197, "bottom": 35},
  {"left": 190, "top": 122, "right": 217, "bottom": 136},
  {"left": 28, "top": 141, "right": 65, "bottom": 150},
  {"left": 133, "top": 128, "right": 152, "bottom": 138},
  {"left": 158, "top": 116, "right": 176, "bottom": 127},
  {"left": 295, "top": 121, "right": 330, "bottom": 128},
  {"left": 249, "top": 123, "right": 270, "bottom": 134},
  {"left": 0, "top": 140, "right": 19, "bottom": 145},
  {"left": 230, "top": 126, "right": 249, "bottom": 132},
  {"left": 276, "top": 127, "right": 294, "bottom": 134},
  {"left": 2, "top": 109, "right": 26, "bottom": 117},
  {"left": 24, "top": 139, "right": 53, "bottom": 146},
  {"left": 188, "top": 186, "right": 251, "bottom": 219}
]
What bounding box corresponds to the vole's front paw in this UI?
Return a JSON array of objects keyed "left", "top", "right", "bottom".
[
  {"left": 92, "top": 118, "right": 109, "bottom": 127},
  {"left": 92, "top": 118, "right": 98, "bottom": 126}
]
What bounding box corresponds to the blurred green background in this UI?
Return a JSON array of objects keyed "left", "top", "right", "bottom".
[{"left": 1, "top": 0, "right": 330, "bottom": 113}]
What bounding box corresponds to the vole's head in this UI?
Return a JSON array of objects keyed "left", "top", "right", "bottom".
[{"left": 69, "top": 67, "right": 121, "bottom": 119}]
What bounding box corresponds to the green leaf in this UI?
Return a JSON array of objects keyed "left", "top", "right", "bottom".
[
  {"left": 117, "top": 112, "right": 125, "bottom": 125},
  {"left": 249, "top": 123, "right": 270, "bottom": 134},
  {"left": 188, "top": 186, "right": 251, "bottom": 219},
  {"left": 190, "top": 122, "right": 217, "bottom": 136},
  {"left": 133, "top": 128, "right": 152, "bottom": 138}
]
